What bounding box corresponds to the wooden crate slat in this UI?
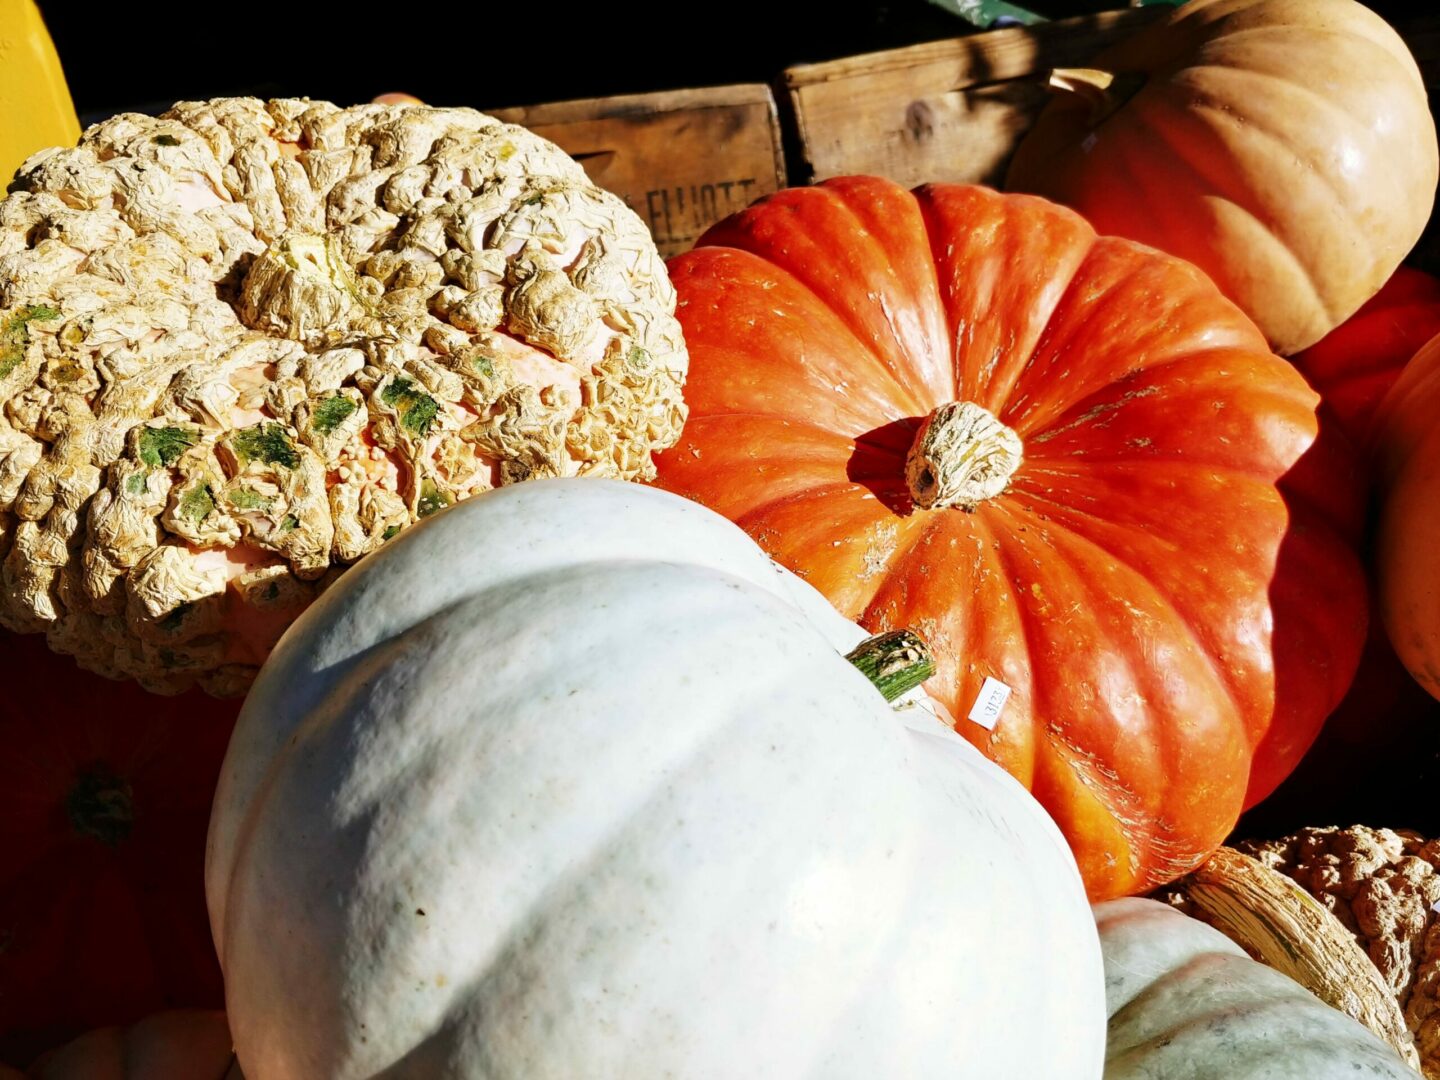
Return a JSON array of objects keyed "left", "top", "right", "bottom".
[
  {"left": 782, "top": 7, "right": 1167, "bottom": 189},
  {"left": 490, "top": 84, "right": 786, "bottom": 258}
]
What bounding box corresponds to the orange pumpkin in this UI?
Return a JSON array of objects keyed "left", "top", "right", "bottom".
[
  {"left": 16, "top": 1011, "right": 236, "bottom": 1080},
  {"left": 1374, "top": 333, "right": 1440, "bottom": 700},
  {"left": 0, "top": 634, "right": 235, "bottom": 1067},
  {"left": 1005, "top": 0, "right": 1438, "bottom": 357},
  {"left": 1241, "top": 269, "right": 1440, "bottom": 829},
  {"left": 1293, "top": 267, "right": 1440, "bottom": 448},
  {"left": 654, "top": 177, "right": 1366, "bottom": 899}
]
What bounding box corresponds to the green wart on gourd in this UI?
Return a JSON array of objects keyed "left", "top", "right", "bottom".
[
  {"left": 138, "top": 426, "right": 199, "bottom": 468},
  {"left": 179, "top": 484, "right": 216, "bottom": 523},
  {"left": 311, "top": 395, "right": 358, "bottom": 436},
  {"left": 232, "top": 424, "right": 300, "bottom": 469},
  {"left": 227, "top": 488, "right": 274, "bottom": 512},
  {"left": 416, "top": 479, "right": 450, "bottom": 518},
  {"left": 0, "top": 305, "right": 61, "bottom": 379},
  {"left": 382, "top": 378, "right": 439, "bottom": 438}
]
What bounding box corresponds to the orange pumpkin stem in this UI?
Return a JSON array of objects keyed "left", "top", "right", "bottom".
[{"left": 905, "top": 402, "right": 1022, "bottom": 511}]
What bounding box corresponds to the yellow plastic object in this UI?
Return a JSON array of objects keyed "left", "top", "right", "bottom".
[{"left": 0, "top": 0, "right": 79, "bottom": 182}]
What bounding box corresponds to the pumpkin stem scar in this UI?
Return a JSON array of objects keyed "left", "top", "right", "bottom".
[
  {"left": 904, "top": 401, "right": 1022, "bottom": 511},
  {"left": 845, "top": 629, "right": 935, "bottom": 702},
  {"left": 66, "top": 765, "right": 136, "bottom": 847},
  {"left": 1046, "top": 68, "right": 1148, "bottom": 129}
]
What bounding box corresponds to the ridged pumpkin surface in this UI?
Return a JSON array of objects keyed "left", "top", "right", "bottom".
[
  {"left": 1004, "top": 0, "right": 1438, "bottom": 357},
  {"left": 655, "top": 177, "right": 1360, "bottom": 899}
]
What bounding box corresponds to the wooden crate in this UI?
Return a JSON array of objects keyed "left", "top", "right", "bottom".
[
  {"left": 490, "top": 85, "right": 787, "bottom": 259},
  {"left": 780, "top": 7, "right": 1168, "bottom": 189}
]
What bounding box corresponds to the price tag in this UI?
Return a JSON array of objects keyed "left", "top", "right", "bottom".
[{"left": 968, "top": 676, "right": 1012, "bottom": 730}]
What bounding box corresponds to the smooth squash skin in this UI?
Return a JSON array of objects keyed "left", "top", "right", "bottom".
[
  {"left": 1097, "top": 898, "right": 1420, "bottom": 1079},
  {"left": 1005, "top": 0, "right": 1438, "bottom": 357},
  {"left": 206, "top": 479, "right": 1105, "bottom": 1080},
  {"left": 654, "top": 176, "right": 1365, "bottom": 900}
]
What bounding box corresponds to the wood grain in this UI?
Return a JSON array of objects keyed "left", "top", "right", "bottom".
[
  {"left": 781, "top": 7, "right": 1166, "bottom": 188},
  {"left": 491, "top": 85, "right": 786, "bottom": 258}
]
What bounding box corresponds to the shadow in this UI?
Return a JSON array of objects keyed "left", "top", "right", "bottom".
[
  {"left": 1237, "top": 611, "right": 1440, "bottom": 841},
  {"left": 0, "top": 631, "right": 236, "bottom": 1069},
  {"left": 1238, "top": 400, "right": 1431, "bottom": 838},
  {"left": 845, "top": 415, "right": 924, "bottom": 516}
]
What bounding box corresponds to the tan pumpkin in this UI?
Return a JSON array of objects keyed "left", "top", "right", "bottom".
[{"left": 1005, "top": 0, "right": 1438, "bottom": 356}]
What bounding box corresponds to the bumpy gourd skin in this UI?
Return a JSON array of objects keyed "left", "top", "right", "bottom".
[
  {"left": 0, "top": 98, "right": 686, "bottom": 695},
  {"left": 1244, "top": 826, "right": 1440, "bottom": 1078}
]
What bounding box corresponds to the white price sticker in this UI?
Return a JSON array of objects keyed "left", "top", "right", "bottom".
[
  {"left": 1431, "top": 898, "right": 1440, "bottom": 916},
  {"left": 968, "top": 676, "right": 1012, "bottom": 730}
]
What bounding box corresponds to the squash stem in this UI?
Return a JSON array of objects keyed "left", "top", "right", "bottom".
[
  {"left": 1047, "top": 67, "right": 1147, "bottom": 127},
  {"left": 845, "top": 629, "right": 935, "bottom": 702}
]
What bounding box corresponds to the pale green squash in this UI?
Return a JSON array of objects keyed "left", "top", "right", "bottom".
[
  {"left": 207, "top": 479, "right": 1105, "bottom": 1079},
  {"left": 1099, "top": 897, "right": 1419, "bottom": 1079}
]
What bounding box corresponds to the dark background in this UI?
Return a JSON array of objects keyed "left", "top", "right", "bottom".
[{"left": 38, "top": 0, "right": 1423, "bottom": 123}]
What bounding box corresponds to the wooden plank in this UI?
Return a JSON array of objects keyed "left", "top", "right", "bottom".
[
  {"left": 491, "top": 85, "right": 786, "bottom": 258},
  {"left": 782, "top": 7, "right": 1167, "bottom": 189}
]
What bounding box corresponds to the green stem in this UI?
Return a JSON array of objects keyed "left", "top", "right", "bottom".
[{"left": 846, "top": 630, "right": 935, "bottom": 703}]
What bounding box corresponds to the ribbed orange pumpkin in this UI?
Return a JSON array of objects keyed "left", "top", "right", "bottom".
[{"left": 654, "top": 177, "right": 1366, "bottom": 899}]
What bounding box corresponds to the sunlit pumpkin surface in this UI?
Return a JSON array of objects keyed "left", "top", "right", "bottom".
[{"left": 656, "top": 178, "right": 1366, "bottom": 900}]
